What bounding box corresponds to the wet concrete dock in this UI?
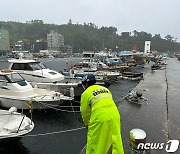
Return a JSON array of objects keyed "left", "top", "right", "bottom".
[
  {"left": 119, "top": 58, "right": 180, "bottom": 154},
  {"left": 2, "top": 58, "right": 179, "bottom": 154}
]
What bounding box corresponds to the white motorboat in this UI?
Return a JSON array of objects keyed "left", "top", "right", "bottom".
[
  {"left": 5, "top": 59, "right": 82, "bottom": 97},
  {"left": 0, "top": 107, "right": 34, "bottom": 141},
  {"left": 0, "top": 69, "right": 73, "bottom": 109},
  {"left": 7, "top": 59, "right": 64, "bottom": 83}
]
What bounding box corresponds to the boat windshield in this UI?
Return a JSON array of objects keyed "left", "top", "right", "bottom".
[
  {"left": 0, "top": 75, "right": 7, "bottom": 82},
  {"left": 6, "top": 73, "right": 24, "bottom": 83},
  {"left": 29, "top": 62, "right": 47, "bottom": 70},
  {"left": 39, "top": 62, "right": 47, "bottom": 69}
]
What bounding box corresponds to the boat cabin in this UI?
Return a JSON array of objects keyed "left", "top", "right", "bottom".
[
  {"left": 0, "top": 70, "right": 26, "bottom": 84},
  {"left": 8, "top": 59, "right": 47, "bottom": 71}
]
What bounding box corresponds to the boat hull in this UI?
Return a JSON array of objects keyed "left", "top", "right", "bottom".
[
  {"left": 0, "top": 109, "right": 34, "bottom": 141},
  {"left": 36, "top": 82, "right": 84, "bottom": 97},
  {"left": 118, "top": 72, "right": 143, "bottom": 80},
  {"left": 0, "top": 96, "right": 70, "bottom": 109},
  {"left": 0, "top": 127, "right": 33, "bottom": 140}
]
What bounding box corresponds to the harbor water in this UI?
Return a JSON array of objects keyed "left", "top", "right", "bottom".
[{"left": 0, "top": 58, "right": 150, "bottom": 154}]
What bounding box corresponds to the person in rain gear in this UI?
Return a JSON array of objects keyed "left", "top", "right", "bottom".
[{"left": 80, "top": 74, "right": 124, "bottom": 154}]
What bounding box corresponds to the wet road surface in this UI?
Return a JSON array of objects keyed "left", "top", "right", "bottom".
[
  {"left": 119, "top": 58, "right": 180, "bottom": 153},
  {"left": 1, "top": 58, "right": 179, "bottom": 154}
]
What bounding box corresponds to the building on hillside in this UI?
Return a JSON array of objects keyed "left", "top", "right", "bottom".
[
  {"left": 0, "top": 29, "right": 10, "bottom": 54},
  {"left": 34, "top": 40, "right": 47, "bottom": 52},
  {"left": 47, "top": 30, "right": 65, "bottom": 52},
  {"left": 15, "top": 41, "right": 23, "bottom": 51},
  {"left": 65, "top": 45, "right": 73, "bottom": 54},
  {"left": 22, "top": 39, "right": 31, "bottom": 51},
  {"left": 14, "top": 39, "right": 32, "bottom": 51}
]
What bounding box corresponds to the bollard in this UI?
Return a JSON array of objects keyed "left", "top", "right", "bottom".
[{"left": 130, "top": 128, "right": 147, "bottom": 154}]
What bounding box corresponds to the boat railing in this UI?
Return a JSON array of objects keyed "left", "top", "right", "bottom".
[
  {"left": 30, "top": 92, "right": 62, "bottom": 101},
  {"left": 16, "top": 115, "right": 26, "bottom": 133}
]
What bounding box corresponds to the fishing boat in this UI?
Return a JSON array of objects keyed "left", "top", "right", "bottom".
[
  {"left": 65, "top": 60, "right": 120, "bottom": 80},
  {"left": 0, "top": 107, "right": 34, "bottom": 141},
  {"left": 73, "top": 61, "right": 98, "bottom": 72},
  {"left": 0, "top": 69, "right": 72, "bottom": 109},
  {"left": 4, "top": 59, "right": 82, "bottom": 97},
  {"left": 84, "top": 51, "right": 130, "bottom": 72},
  {"left": 118, "top": 72, "right": 143, "bottom": 80}
]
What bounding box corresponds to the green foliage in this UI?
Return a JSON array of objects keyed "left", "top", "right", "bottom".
[{"left": 0, "top": 21, "right": 180, "bottom": 53}]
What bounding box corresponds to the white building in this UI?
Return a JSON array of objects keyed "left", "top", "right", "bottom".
[
  {"left": 47, "top": 30, "right": 64, "bottom": 51},
  {"left": 144, "top": 41, "right": 151, "bottom": 55}
]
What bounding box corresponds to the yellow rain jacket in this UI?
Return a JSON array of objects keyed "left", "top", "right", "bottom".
[{"left": 80, "top": 85, "right": 124, "bottom": 154}]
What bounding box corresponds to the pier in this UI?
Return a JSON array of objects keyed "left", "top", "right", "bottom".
[{"left": 119, "top": 58, "right": 180, "bottom": 153}]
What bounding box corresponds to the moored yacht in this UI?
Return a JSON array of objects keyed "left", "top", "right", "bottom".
[
  {"left": 8, "top": 59, "right": 64, "bottom": 83},
  {"left": 4, "top": 59, "right": 82, "bottom": 97},
  {"left": 0, "top": 69, "right": 72, "bottom": 109}
]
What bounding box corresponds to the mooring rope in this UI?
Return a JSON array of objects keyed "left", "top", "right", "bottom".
[
  {"left": 25, "top": 126, "right": 86, "bottom": 137},
  {"left": 31, "top": 99, "right": 81, "bottom": 113},
  {"left": 28, "top": 77, "right": 142, "bottom": 112},
  {"left": 32, "top": 96, "right": 129, "bottom": 112},
  {"left": 21, "top": 77, "right": 143, "bottom": 138}
]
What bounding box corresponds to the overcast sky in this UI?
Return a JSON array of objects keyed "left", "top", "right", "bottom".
[{"left": 0, "top": 0, "right": 180, "bottom": 42}]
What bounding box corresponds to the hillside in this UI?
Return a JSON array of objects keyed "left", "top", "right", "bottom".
[{"left": 0, "top": 20, "right": 180, "bottom": 53}]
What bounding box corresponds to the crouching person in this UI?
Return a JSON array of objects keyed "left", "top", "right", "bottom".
[{"left": 80, "top": 74, "right": 124, "bottom": 154}]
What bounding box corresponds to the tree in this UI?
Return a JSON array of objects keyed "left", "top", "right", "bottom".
[
  {"left": 165, "top": 35, "right": 174, "bottom": 41},
  {"left": 121, "top": 32, "right": 130, "bottom": 39},
  {"left": 153, "top": 34, "right": 161, "bottom": 39},
  {"left": 1, "top": 21, "right": 180, "bottom": 53}
]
